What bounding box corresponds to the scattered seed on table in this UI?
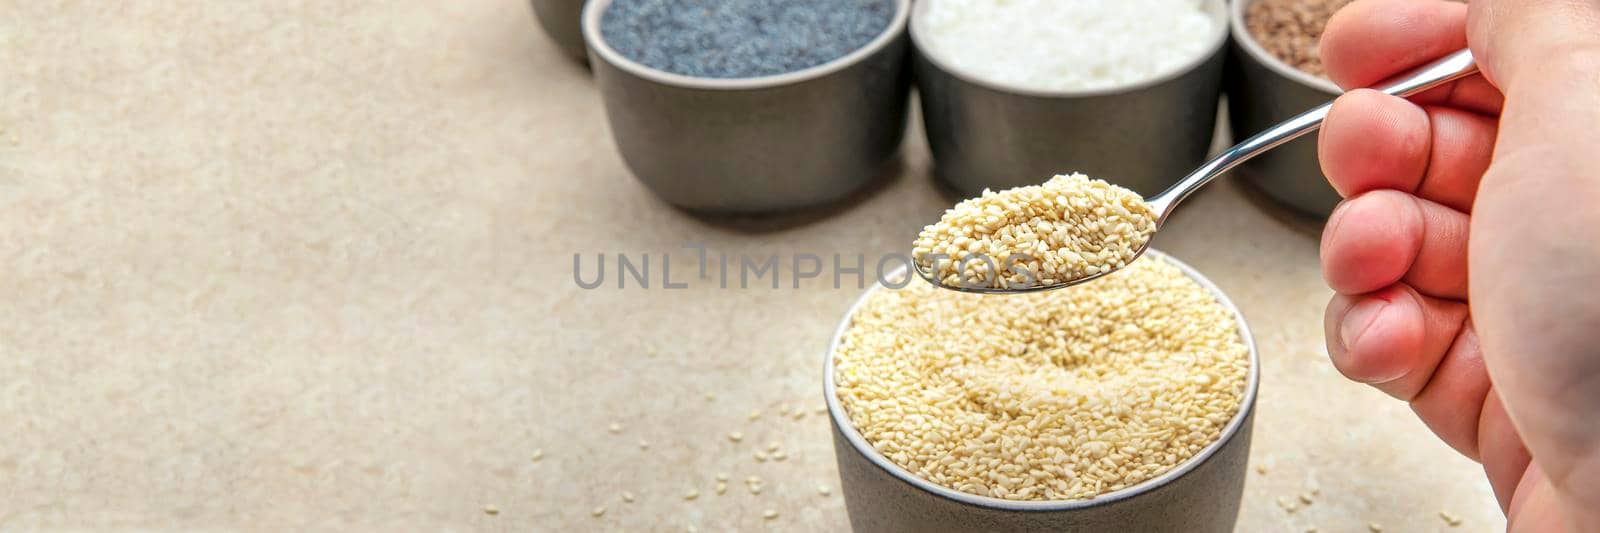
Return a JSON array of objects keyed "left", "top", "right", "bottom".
[
  {"left": 705, "top": 393, "right": 716, "bottom": 401},
  {"left": 748, "top": 410, "right": 762, "bottom": 421},
  {"left": 715, "top": 482, "right": 728, "bottom": 495},
  {"left": 767, "top": 442, "right": 781, "bottom": 452},
  {"left": 608, "top": 422, "right": 623, "bottom": 433},
  {"left": 1440, "top": 511, "right": 1462, "bottom": 527},
  {"left": 1255, "top": 465, "right": 1267, "bottom": 475},
  {"left": 622, "top": 491, "right": 635, "bottom": 503},
  {"left": 728, "top": 431, "right": 744, "bottom": 443},
  {"left": 1368, "top": 523, "right": 1383, "bottom": 532},
  {"left": 815, "top": 405, "right": 827, "bottom": 415},
  {"left": 592, "top": 506, "right": 607, "bottom": 517},
  {"left": 818, "top": 484, "right": 832, "bottom": 496},
  {"left": 684, "top": 489, "right": 700, "bottom": 501},
  {"left": 1298, "top": 493, "right": 1313, "bottom": 505},
  {"left": 793, "top": 410, "right": 807, "bottom": 421},
  {"left": 762, "top": 509, "right": 779, "bottom": 520},
  {"left": 753, "top": 451, "right": 768, "bottom": 462},
  {"left": 483, "top": 505, "right": 499, "bottom": 516},
  {"left": 772, "top": 451, "right": 788, "bottom": 461},
  {"left": 778, "top": 405, "right": 791, "bottom": 415},
  {"left": 638, "top": 440, "right": 650, "bottom": 450},
  {"left": 531, "top": 449, "right": 544, "bottom": 462},
  {"left": 715, "top": 473, "right": 729, "bottom": 482}
]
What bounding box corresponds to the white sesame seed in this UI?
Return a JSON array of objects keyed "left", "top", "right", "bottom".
[
  {"left": 531, "top": 449, "right": 544, "bottom": 462},
  {"left": 715, "top": 482, "right": 727, "bottom": 495},
  {"left": 591, "top": 506, "right": 606, "bottom": 517},
  {"left": 483, "top": 505, "right": 499, "bottom": 516},
  {"left": 683, "top": 489, "right": 699, "bottom": 501},
  {"left": 762, "top": 509, "right": 779, "bottom": 520},
  {"left": 833, "top": 256, "right": 1247, "bottom": 502},
  {"left": 727, "top": 431, "right": 743, "bottom": 443},
  {"left": 1368, "top": 523, "right": 1383, "bottom": 532},
  {"left": 622, "top": 491, "right": 635, "bottom": 503},
  {"left": 754, "top": 451, "right": 768, "bottom": 462},
  {"left": 767, "top": 442, "right": 781, "bottom": 452},
  {"left": 608, "top": 422, "right": 622, "bottom": 434},
  {"left": 1298, "top": 493, "right": 1313, "bottom": 505},
  {"left": 638, "top": 440, "right": 650, "bottom": 450},
  {"left": 748, "top": 410, "right": 762, "bottom": 421},
  {"left": 715, "top": 472, "right": 729, "bottom": 481},
  {"left": 772, "top": 451, "right": 788, "bottom": 461},
  {"left": 913, "top": 173, "right": 1156, "bottom": 289},
  {"left": 705, "top": 393, "right": 716, "bottom": 401},
  {"left": 1440, "top": 511, "right": 1461, "bottom": 526},
  {"left": 818, "top": 484, "right": 832, "bottom": 496}
]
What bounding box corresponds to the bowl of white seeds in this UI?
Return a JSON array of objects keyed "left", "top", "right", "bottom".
[
  {"left": 910, "top": 0, "right": 1230, "bottom": 198},
  {"left": 824, "top": 250, "right": 1258, "bottom": 532}
]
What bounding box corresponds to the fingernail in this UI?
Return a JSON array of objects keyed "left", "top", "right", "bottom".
[{"left": 1340, "top": 299, "right": 1386, "bottom": 351}]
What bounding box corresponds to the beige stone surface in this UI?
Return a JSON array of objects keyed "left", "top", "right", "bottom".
[{"left": 1, "top": 1, "right": 1501, "bottom": 531}]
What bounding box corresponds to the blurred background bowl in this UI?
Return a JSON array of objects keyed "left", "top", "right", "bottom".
[
  {"left": 1225, "top": 0, "right": 1343, "bottom": 218},
  {"left": 532, "top": 0, "right": 588, "bottom": 62},
  {"left": 582, "top": 0, "right": 913, "bottom": 213},
  {"left": 911, "top": 0, "right": 1230, "bottom": 199},
  {"left": 824, "top": 250, "right": 1259, "bottom": 532}
]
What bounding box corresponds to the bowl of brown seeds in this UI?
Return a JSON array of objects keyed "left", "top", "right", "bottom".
[
  {"left": 1226, "top": 0, "right": 1348, "bottom": 218},
  {"left": 824, "top": 250, "right": 1259, "bottom": 532}
]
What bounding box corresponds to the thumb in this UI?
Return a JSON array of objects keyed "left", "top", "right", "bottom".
[{"left": 1467, "top": 0, "right": 1600, "bottom": 92}]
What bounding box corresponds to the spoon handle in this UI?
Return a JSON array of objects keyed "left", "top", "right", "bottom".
[{"left": 1146, "top": 49, "right": 1479, "bottom": 220}]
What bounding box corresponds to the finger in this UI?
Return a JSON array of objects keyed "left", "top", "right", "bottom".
[
  {"left": 1318, "top": 90, "right": 1430, "bottom": 199},
  {"left": 1324, "top": 284, "right": 1468, "bottom": 398},
  {"left": 1410, "top": 322, "right": 1489, "bottom": 460},
  {"left": 1416, "top": 105, "right": 1496, "bottom": 212},
  {"left": 1480, "top": 389, "right": 1532, "bottom": 513},
  {"left": 1319, "top": 89, "right": 1499, "bottom": 213},
  {"left": 1321, "top": 0, "right": 1503, "bottom": 115},
  {"left": 1321, "top": 190, "right": 1469, "bottom": 300}
]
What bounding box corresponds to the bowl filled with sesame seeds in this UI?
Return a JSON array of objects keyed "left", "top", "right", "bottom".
[
  {"left": 1226, "top": 0, "right": 1349, "bottom": 218},
  {"left": 824, "top": 251, "right": 1259, "bottom": 532},
  {"left": 582, "top": 0, "right": 913, "bottom": 213}
]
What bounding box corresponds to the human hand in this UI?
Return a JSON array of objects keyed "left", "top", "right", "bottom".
[{"left": 1316, "top": 0, "right": 1600, "bottom": 530}]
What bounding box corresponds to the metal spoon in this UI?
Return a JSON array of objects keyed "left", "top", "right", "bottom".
[{"left": 915, "top": 49, "right": 1479, "bottom": 294}]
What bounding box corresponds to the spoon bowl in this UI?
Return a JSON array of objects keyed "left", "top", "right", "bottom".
[{"left": 915, "top": 49, "right": 1478, "bottom": 294}]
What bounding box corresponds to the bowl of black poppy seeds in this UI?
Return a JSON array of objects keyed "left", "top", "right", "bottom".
[{"left": 583, "top": 0, "right": 913, "bottom": 213}]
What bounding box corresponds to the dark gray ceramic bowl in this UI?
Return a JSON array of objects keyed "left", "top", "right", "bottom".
[
  {"left": 1226, "top": 0, "right": 1343, "bottom": 218},
  {"left": 582, "top": 0, "right": 913, "bottom": 213},
  {"left": 824, "top": 250, "right": 1259, "bottom": 532},
  {"left": 911, "top": 0, "right": 1230, "bottom": 199},
  {"left": 531, "top": 0, "right": 587, "bottom": 62}
]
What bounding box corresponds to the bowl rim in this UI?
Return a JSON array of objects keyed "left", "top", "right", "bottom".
[
  {"left": 581, "top": 0, "right": 912, "bottom": 91},
  {"left": 908, "top": 0, "right": 1231, "bottom": 98},
  {"left": 1228, "top": 0, "right": 1342, "bottom": 94},
  {"left": 822, "top": 249, "right": 1261, "bottom": 512}
]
